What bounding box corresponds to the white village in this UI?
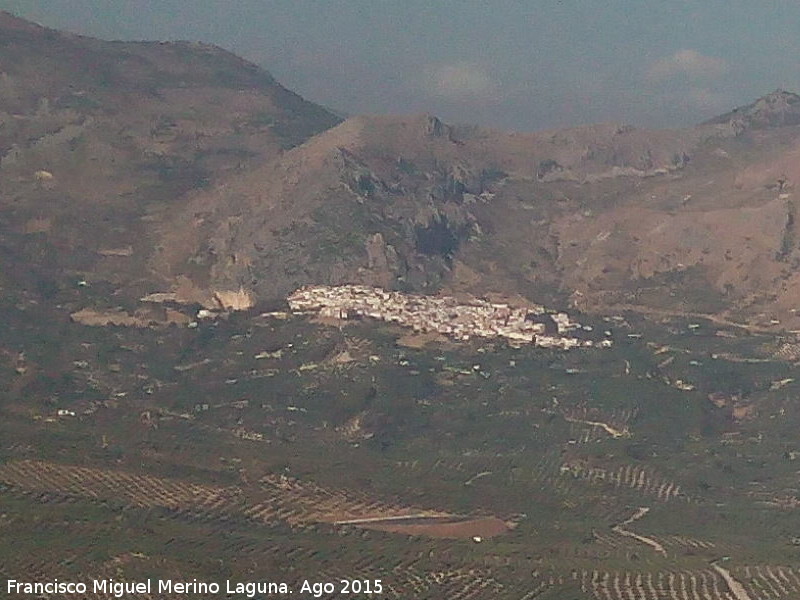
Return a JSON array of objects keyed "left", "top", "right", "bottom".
[{"left": 287, "top": 285, "right": 611, "bottom": 349}]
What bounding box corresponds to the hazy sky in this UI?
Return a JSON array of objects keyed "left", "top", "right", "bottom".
[{"left": 2, "top": 1, "right": 800, "bottom": 131}]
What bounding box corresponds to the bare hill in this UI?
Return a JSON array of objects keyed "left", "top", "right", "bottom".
[{"left": 0, "top": 11, "right": 340, "bottom": 299}]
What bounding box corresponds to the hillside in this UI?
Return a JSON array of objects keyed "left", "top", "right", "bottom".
[
  {"left": 0, "top": 10, "right": 340, "bottom": 303},
  {"left": 152, "top": 91, "right": 800, "bottom": 331}
]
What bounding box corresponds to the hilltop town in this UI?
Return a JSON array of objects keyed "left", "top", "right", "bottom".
[{"left": 287, "top": 285, "right": 611, "bottom": 349}]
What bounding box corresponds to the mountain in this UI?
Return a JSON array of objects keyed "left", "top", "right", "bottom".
[
  {"left": 4, "top": 12, "right": 800, "bottom": 331},
  {"left": 0, "top": 11, "right": 340, "bottom": 301},
  {"left": 153, "top": 94, "right": 800, "bottom": 330},
  {"left": 704, "top": 88, "right": 800, "bottom": 129}
]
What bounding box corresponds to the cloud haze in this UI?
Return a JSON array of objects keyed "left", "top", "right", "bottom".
[
  {"left": 420, "top": 63, "right": 498, "bottom": 102},
  {"left": 647, "top": 49, "right": 729, "bottom": 83}
]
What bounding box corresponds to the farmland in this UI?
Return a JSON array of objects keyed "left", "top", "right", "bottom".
[{"left": 3, "top": 290, "right": 800, "bottom": 599}]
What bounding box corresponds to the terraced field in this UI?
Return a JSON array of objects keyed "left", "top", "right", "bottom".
[{"left": 2, "top": 302, "right": 800, "bottom": 598}]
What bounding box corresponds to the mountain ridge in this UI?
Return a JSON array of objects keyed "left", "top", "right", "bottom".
[{"left": 3, "top": 13, "right": 800, "bottom": 329}]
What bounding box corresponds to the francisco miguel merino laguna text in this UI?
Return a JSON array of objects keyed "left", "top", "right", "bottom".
[
  {"left": 8, "top": 577, "right": 384, "bottom": 597},
  {"left": 7, "top": 578, "right": 289, "bottom": 597}
]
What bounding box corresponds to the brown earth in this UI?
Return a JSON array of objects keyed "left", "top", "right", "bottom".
[
  {"left": 396, "top": 332, "right": 450, "bottom": 349},
  {"left": 360, "top": 516, "right": 511, "bottom": 539},
  {"left": 70, "top": 306, "right": 190, "bottom": 327}
]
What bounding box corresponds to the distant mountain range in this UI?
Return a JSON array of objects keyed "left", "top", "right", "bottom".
[{"left": 4, "top": 11, "right": 800, "bottom": 329}]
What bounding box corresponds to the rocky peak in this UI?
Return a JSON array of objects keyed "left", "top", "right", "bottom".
[
  {"left": 422, "top": 115, "right": 454, "bottom": 141},
  {"left": 705, "top": 89, "right": 800, "bottom": 131},
  {"left": 0, "top": 11, "right": 48, "bottom": 33}
]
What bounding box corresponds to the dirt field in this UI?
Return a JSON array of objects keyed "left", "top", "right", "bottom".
[
  {"left": 396, "top": 332, "right": 451, "bottom": 349},
  {"left": 360, "top": 516, "right": 510, "bottom": 539}
]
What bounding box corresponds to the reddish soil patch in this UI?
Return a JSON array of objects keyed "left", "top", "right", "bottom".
[
  {"left": 360, "top": 516, "right": 509, "bottom": 539},
  {"left": 396, "top": 332, "right": 449, "bottom": 349}
]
